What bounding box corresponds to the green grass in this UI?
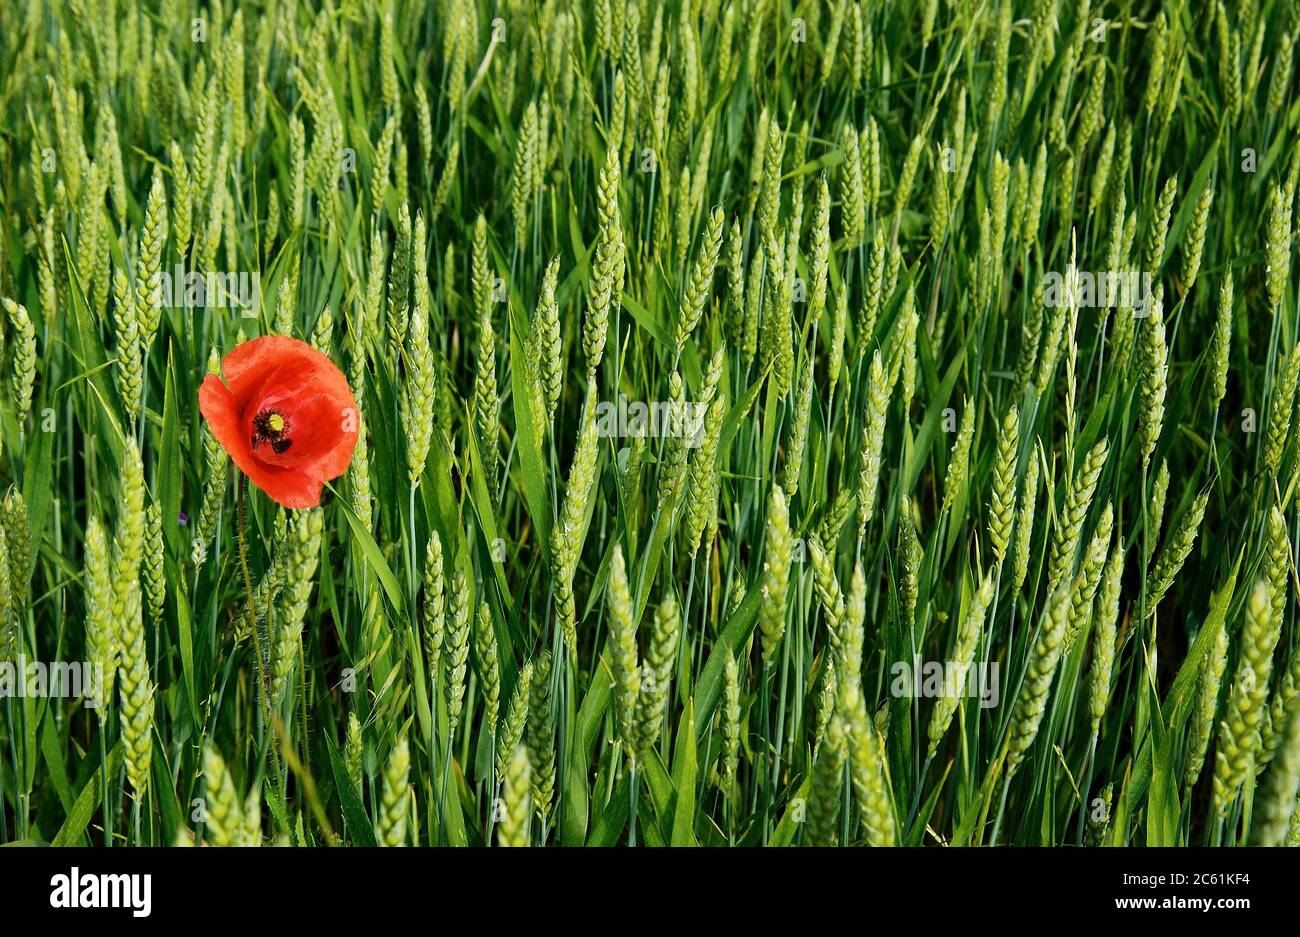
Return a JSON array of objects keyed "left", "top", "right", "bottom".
[{"left": 1, "top": 0, "right": 1299, "bottom": 847}]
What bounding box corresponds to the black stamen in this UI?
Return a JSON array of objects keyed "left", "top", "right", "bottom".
[{"left": 251, "top": 408, "right": 292, "bottom": 454}]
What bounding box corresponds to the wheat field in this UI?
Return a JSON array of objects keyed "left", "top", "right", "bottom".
[{"left": 0, "top": 0, "right": 1298, "bottom": 848}]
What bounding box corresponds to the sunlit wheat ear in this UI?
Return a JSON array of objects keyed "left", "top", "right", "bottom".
[
  {"left": 634, "top": 592, "right": 679, "bottom": 759},
  {"left": 1210, "top": 270, "right": 1233, "bottom": 418},
  {"left": 421, "top": 532, "right": 445, "bottom": 680},
  {"left": 1007, "top": 587, "right": 1071, "bottom": 779},
  {"left": 1265, "top": 183, "right": 1294, "bottom": 315},
  {"left": 498, "top": 745, "right": 532, "bottom": 847},
  {"left": 1035, "top": 286, "right": 1068, "bottom": 396},
  {"left": 782, "top": 358, "right": 814, "bottom": 498},
  {"left": 0, "top": 491, "right": 28, "bottom": 619},
  {"left": 142, "top": 499, "right": 165, "bottom": 626},
  {"left": 1146, "top": 489, "right": 1209, "bottom": 613},
  {"left": 989, "top": 405, "right": 1019, "bottom": 565},
  {"left": 808, "top": 533, "right": 845, "bottom": 645},
  {"left": 1267, "top": 31, "right": 1294, "bottom": 114},
  {"left": 1087, "top": 127, "right": 1116, "bottom": 220},
  {"left": 688, "top": 206, "right": 728, "bottom": 332},
  {"left": 724, "top": 217, "right": 745, "bottom": 345},
  {"left": 606, "top": 543, "right": 639, "bottom": 757},
  {"left": 1186, "top": 617, "right": 1230, "bottom": 789},
  {"left": 926, "top": 572, "right": 994, "bottom": 758},
  {"left": 0, "top": 532, "right": 15, "bottom": 663},
  {"left": 806, "top": 718, "right": 847, "bottom": 846},
  {"left": 839, "top": 123, "right": 864, "bottom": 247},
  {"left": 200, "top": 743, "right": 245, "bottom": 847},
  {"left": 527, "top": 650, "right": 557, "bottom": 821},
  {"left": 1064, "top": 503, "right": 1113, "bottom": 651},
  {"left": 83, "top": 517, "right": 118, "bottom": 713},
  {"left": 720, "top": 651, "right": 742, "bottom": 793},
  {"left": 855, "top": 351, "right": 889, "bottom": 537},
  {"left": 1046, "top": 437, "right": 1108, "bottom": 596},
  {"left": 444, "top": 569, "right": 471, "bottom": 736},
  {"left": 432, "top": 139, "right": 460, "bottom": 218},
  {"left": 1180, "top": 180, "right": 1213, "bottom": 295},
  {"left": 271, "top": 509, "right": 322, "bottom": 704},
  {"left": 469, "top": 215, "right": 501, "bottom": 492},
  {"left": 860, "top": 228, "right": 887, "bottom": 342},
  {"left": 474, "top": 601, "right": 501, "bottom": 738},
  {"left": 758, "top": 230, "right": 793, "bottom": 397},
  {"left": 1145, "top": 461, "right": 1170, "bottom": 564},
  {"left": 350, "top": 408, "right": 373, "bottom": 526},
  {"left": 345, "top": 714, "right": 364, "bottom": 795},
  {"left": 531, "top": 257, "right": 563, "bottom": 427},
  {"left": 168, "top": 141, "right": 193, "bottom": 262},
  {"left": 839, "top": 680, "right": 896, "bottom": 846},
  {"left": 1263, "top": 341, "right": 1300, "bottom": 476},
  {"left": 897, "top": 498, "right": 922, "bottom": 632},
  {"left": 1021, "top": 141, "right": 1047, "bottom": 247},
  {"left": 812, "top": 661, "right": 838, "bottom": 757},
  {"left": 370, "top": 115, "right": 395, "bottom": 214},
  {"left": 136, "top": 171, "right": 168, "bottom": 349},
  {"left": 1258, "top": 508, "right": 1295, "bottom": 769},
  {"left": 1214, "top": 578, "right": 1282, "bottom": 813},
  {"left": 941, "top": 400, "right": 975, "bottom": 514},
  {"left": 387, "top": 203, "right": 413, "bottom": 360},
  {"left": 758, "top": 115, "right": 784, "bottom": 254},
  {"left": 553, "top": 385, "right": 600, "bottom": 651},
  {"left": 111, "top": 441, "right": 147, "bottom": 620},
  {"left": 1142, "top": 176, "right": 1178, "bottom": 280},
  {"left": 582, "top": 144, "right": 624, "bottom": 375},
  {"left": 893, "top": 133, "right": 925, "bottom": 228},
  {"left": 1262, "top": 636, "right": 1300, "bottom": 774},
  {"left": 1088, "top": 543, "right": 1126, "bottom": 737},
  {"left": 742, "top": 241, "right": 763, "bottom": 365},
  {"left": 510, "top": 100, "right": 538, "bottom": 250},
  {"left": 118, "top": 572, "right": 153, "bottom": 795},
  {"left": 111, "top": 264, "right": 142, "bottom": 421},
  {"left": 375, "top": 733, "right": 410, "bottom": 847},
  {"left": 497, "top": 661, "right": 532, "bottom": 779},
  {"left": 1252, "top": 694, "right": 1300, "bottom": 846},
  {"left": 759, "top": 485, "right": 792, "bottom": 663}
]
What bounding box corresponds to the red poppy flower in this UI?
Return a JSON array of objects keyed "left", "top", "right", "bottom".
[{"left": 199, "top": 336, "right": 359, "bottom": 509}]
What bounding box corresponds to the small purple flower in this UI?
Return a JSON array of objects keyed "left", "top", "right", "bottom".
[{"left": 178, "top": 511, "right": 189, "bottom": 526}]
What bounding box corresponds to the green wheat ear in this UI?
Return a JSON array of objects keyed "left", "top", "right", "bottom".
[
  {"left": 806, "top": 719, "right": 847, "bottom": 846},
  {"left": 527, "top": 649, "right": 557, "bottom": 821},
  {"left": 201, "top": 743, "right": 248, "bottom": 847},
  {"left": 498, "top": 745, "right": 532, "bottom": 847},
  {"left": 1214, "top": 578, "right": 1282, "bottom": 814},
  {"left": 1007, "top": 588, "right": 1071, "bottom": 779},
  {"left": 474, "top": 600, "right": 501, "bottom": 738},
  {"left": 759, "top": 485, "right": 792, "bottom": 663},
  {"left": 926, "top": 572, "right": 994, "bottom": 758},
  {"left": 375, "top": 733, "right": 410, "bottom": 846},
  {"left": 989, "top": 405, "right": 1019, "bottom": 565},
  {"left": 606, "top": 543, "right": 640, "bottom": 757},
  {"left": 721, "top": 650, "right": 742, "bottom": 793},
  {"left": 497, "top": 660, "right": 533, "bottom": 779}
]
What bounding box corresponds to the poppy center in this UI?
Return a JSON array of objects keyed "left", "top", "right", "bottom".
[{"left": 252, "top": 408, "right": 293, "bottom": 454}]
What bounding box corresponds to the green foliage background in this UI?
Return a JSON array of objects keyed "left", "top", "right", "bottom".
[{"left": 0, "top": 0, "right": 1298, "bottom": 846}]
